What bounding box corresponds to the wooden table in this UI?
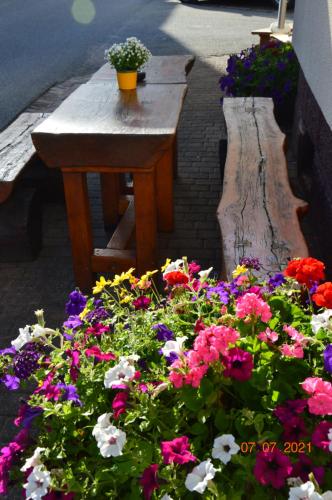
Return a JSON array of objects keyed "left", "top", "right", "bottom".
[{"left": 32, "top": 55, "right": 194, "bottom": 291}]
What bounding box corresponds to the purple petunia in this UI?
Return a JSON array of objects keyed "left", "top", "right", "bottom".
[
  {"left": 152, "top": 324, "right": 174, "bottom": 342},
  {"left": 206, "top": 283, "right": 230, "bottom": 304},
  {"left": 324, "top": 345, "right": 332, "bottom": 374},
  {"left": 63, "top": 315, "right": 83, "bottom": 339},
  {"left": 268, "top": 273, "right": 285, "bottom": 290},
  {"left": 57, "top": 383, "right": 82, "bottom": 406},
  {"left": 239, "top": 257, "right": 261, "bottom": 271},
  {"left": 14, "top": 403, "right": 43, "bottom": 428},
  {"left": 13, "top": 343, "right": 43, "bottom": 380},
  {"left": 0, "top": 347, "right": 16, "bottom": 356},
  {"left": 85, "top": 307, "right": 110, "bottom": 323},
  {"left": 1, "top": 374, "right": 20, "bottom": 390},
  {"left": 65, "top": 290, "right": 87, "bottom": 316}
]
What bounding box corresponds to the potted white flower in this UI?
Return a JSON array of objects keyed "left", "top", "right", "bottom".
[{"left": 105, "top": 37, "right": 151, "bottom": 90}]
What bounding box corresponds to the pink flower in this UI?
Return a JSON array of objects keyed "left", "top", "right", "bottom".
[
  {"left": 301, "top": 377, "right": 332, "bottom": 415},
  {"left": 301, "top": 377, "right": 331, "bottom": 395},
  {"left": 282, "top": 416, "right": 307, "bottom": 442},
  {"left": 112, "top": 392, "right": 128, "bottom": 419},
  {"left": 161, "top": 436, "right": 196, "bottom": 465},
  {"left": 0, "top": 428, "right": 29, "bottom": 495},
  {"left": 283, "top": 325, "right": 307, "bottom": 345},
  {"left": 291, "top": 454, "right": 325, "bottom": 485},
  {"left": 254, "top": 448, "right": 292, "bottom": 489},
  {"left": 86, "top": 323, "right": 110, "bottom": 337},
  {"left": 222, "top": 347, "right": 254, "bottom": 382},
  {"left": 66, "top": 349, "right": 80, "bottom": 382},
  {"left": 133, "top": 296, "right": 151, "bottom": 310},
  {"left": 85, "top": 346, "right": 116, "bottom": 362},
  {"left": 280, "top": 343, "right": 304, "bottom": 358},
  {"left": 194, "top": 318, "right": 205, "bottom": 334},
  {"left": 140, "top": 464, "right": 159, "bottom": 500},
  {"left": 312, "top": 421, "right": 332, "bottom": 451},
  {"left": 34, "top": 372, "right": 61, "bottom": 401},
  {"left": 258, "top": 328, "right": 279, "bottom": 344},
  {"left": 274, "top": 399, "right": 307, "bottom": 423},
  {"left": 236, "top": 293, "right": 272, "bottom": 322},
  {"left": 189, "top": 261, "right": 201, "bottom": 275},
  {"left": 194, "top": 325, "right": 240, "bottom": 362}
]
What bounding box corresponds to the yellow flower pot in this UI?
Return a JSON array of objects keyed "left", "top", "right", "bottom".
[{"left": 116, "top": 71, "right": 137, "bottom": 90}]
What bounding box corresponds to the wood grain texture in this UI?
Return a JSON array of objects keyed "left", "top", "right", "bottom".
[
  {"left": 0, "top": 113, "right": 48, "bottom": 202},
  {"left": 156, "top": 147, "right": 174, "bottom": 232},
  {"left": 100, "top": 173, "right": 120, "bottom": 227},
  {"left": 217, "top": 97, "right": 309, "bottom": 279},
  {"left": 107, "top": 195, "right": 135, "bottom": 250},
  {"left": 32, "top": 83, "right": 187, "bottom": 168},
  {"left": 88, "top": 55, "right": 195, "bottom": 85}
]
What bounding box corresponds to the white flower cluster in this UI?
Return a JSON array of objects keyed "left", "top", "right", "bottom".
[
  {"left": 104, "top": 354, "right": 139, "bottom": 388},
  {"left": 11, "top": 324, "right": 56, "bottom": 351},
  {"left": 185, "top": 434, "right": 240, "bottom": 494},
  {"left": 105, "top": 36, "right": 151, "bottom": 72},
  {"left": 311, "top": 309, "right": 332, "bottom": 334},
  {"left": 288, "top": 480, "right": 332, "bottom": 499},
  {"left": 92, "top": 413, "right": 126, "bottom": 457},
  {"left": 22, "top": 448, "right": 51, "bottom": 500}
]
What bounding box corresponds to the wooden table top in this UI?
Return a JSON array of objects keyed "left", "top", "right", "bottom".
[
  {"left": 32, "top": 80, "right": 188, "bottom": 169},
  {"left": 88, "top": 55, "right": 195, "bottom": 85}
]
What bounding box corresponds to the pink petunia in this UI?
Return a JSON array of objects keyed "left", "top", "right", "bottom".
[
  {"left": 160, "top": 436, "right": 196, "bottom": 465},
  {"left": 85, "top": 346, "right": 116, "bottom": 362},
  {"left": 112, "top": 392, "right": 129, "bottom": 419},
  {"left": 258, "top": 328, "right": 279, "bottom": 344},
  {"left": 86, "top": 323, "right": 110, "bottom": 337},
  {"left": 236, "top": 293, "right": 272, "bottom": 323},
  {"left": 254, "top": 448, "right": 292, "bottom": 489},
  {"left": 280, "top": 343, "right": 304, "bottom": 358},
  {"left": 140, "top": 464, "right": 159, "bottom": 500},
  {"left": 222, "top": 347, "right": 254, "bottom": 382},
  {"left": 301, "top": 377, "right": 332, "bottom": 415}
]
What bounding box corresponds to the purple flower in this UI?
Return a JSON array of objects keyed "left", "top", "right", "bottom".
[
  {"left": 1, "top": 374, "right": 20, "bottom": 390},
  {"left": 13, "top": 343, "right": 42, "bottom": 379},
  {"left": 277, "top": 61, "right": 287, "bottom": 71},
  {"left": 85, "top": 307, "right": 110, "bottom": 323},
  {"left": 63, "top": 315, "right": 83, "bottom": 338},
  {"left": 268, "top": 273, "right": 285, "bottom": 290},
  {"left": 65, "top": 290, "right": 87, "bottom": 316},
  {"left": 57, "top": 384, "right": 82, "bottom": 406},
  {"left": 206, "top": 283, "right": 230, "bottom": 304},
  {"left": 14, "top": 403, "right": 43, "bottom": 428},
  {"left": 239, "top": 257, "right": 261, "bottom": 271},
  {"left": 166, "top": 352, "right": 179, "bottom": 365},
  {"left": 0, "top": 347, "right": 16, "bottom": 356},
  {"left": 152, "top": 324, "right": 174, "bottom": 341},
  {"left": 324, "top": 345, "right": 332, "bottom": 374}
]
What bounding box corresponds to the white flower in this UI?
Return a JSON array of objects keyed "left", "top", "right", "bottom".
[
  {"left": 288, "top": 481, "right": 322, "bottom": 500},
  {"left": 163, "top": 259, "right": 184, "bottom": 275},
  {"left": 151, "top": 382, "right": 169, "bottom": 399},
  {"left": 328, "top": 428, "right": 332, "bottom": 451},
  {"left": 12, "top": 325, "right": 33, "bottom": 350},
  {"left": 21, "top": 447, "right": 45, "bottom": 472},
  {"left": 198, "top": 267, "right": 213, "bottom": 280},
  {"left": 24, "top": 465, "right": 51, "bottom": 500},
  {"left": 92, "top": 413, "right": 126, "bottom": 457},
  {"left": 311, "top": 310, "right": 332, "bottom": 334},
  {"left": 212, "top": 434, "right": 240, "bottom": 464},
  {"left": 161, "top": 495, "right": 174, "bottom": 500},
  {"left": 104, "top": 358, "right": 136, "bottom": 388},
  {"left": 185, "top": 459, "right": 216, "bottom": 494},
  {"left": 161, "top": 337, "right": 187, "bottom": 357},
  {"left": 322, "top": 493, "right": 332, "bottom": 500}
]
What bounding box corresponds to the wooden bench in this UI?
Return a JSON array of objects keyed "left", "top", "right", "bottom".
[
  {"left": 217, "top": 97, "right": 309, "bottom": 279},
  {"left": 0, "top": 112, "right": 48, "bottom": 260}
]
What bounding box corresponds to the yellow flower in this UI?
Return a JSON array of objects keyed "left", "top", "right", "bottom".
[
  {"left": 93, "top": 276, "right": 111, "bottom": 294},
  {"left": 79, "top": 307, "right": 89, "bottom": 319},
  {"left": 111, "top": 267, "right": 136, "bottom": 287},
  {"left": 137, "top": 270, "right": 158, "bottom": 288},
  {"left": 161, "top": 258, "right": 171, "bottom": 273},
  {"left": 120, "top": 295, "right": 133, "bottom": 304},
  {"left": 232, "top": 265, "right": 248, "bottom": 278}
]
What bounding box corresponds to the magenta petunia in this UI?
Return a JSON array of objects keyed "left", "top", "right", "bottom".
[
  {"left": 291, "top": 454, "right": 325, "bottom": 485},
  {"left": 274, "top": 399, "right": 307, "bottom": 423},
  {"left": 140, "top": 464, "right": 159, "bottom": 500},
  {"left": 86, "top": 323, "right": 110, "bottom": 337},
  {"left": 160, "top": 436, "right": 197, "bottom": 465},
  {"left": 282, "top": 416, "right": 307, "bottom": 442},
  {"left": 133, "top": 296, "right": 151, "bottom": 310},
  {"left": 312, "top": 420, "right": 332, "bottom": 451},
  {"left": 85, "top": 346, "right": 116, "bottom": 362},
  {"left": 254, "top": 448, "right": 292, "bottom": 489},
  {"left": 222, "top": 347, "right": 254, "bottom": 382},
  {"left": 112, "top": 392, "right": 129, "bottom": 419}
]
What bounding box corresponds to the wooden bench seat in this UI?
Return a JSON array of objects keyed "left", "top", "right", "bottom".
[{"left": 217, "top": 97, "right": 309, "bottom": 279}]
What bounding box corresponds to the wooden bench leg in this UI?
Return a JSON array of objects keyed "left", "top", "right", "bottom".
[
  {"left": 155, "top": 147, "right": 174, "bottom": 232},
  {"left": 173, "top": 132, "right": 178, "bottom": 179},
  {"left": 100, "top": 173, "right": 120, "bottom": 228},
  {"left": 62, "top": 171, "right": 94, "bottom": 292},
  {"left": 133, "top": 171, "right": 157, "bottom": 275}
]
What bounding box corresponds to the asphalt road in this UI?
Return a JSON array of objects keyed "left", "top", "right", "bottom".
[{"left": 0, "top": 0, "right": 291, "bottom": 130}]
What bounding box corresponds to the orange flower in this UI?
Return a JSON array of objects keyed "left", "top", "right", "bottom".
[
  {"left": 284, "top": 258, "right": 325, "bottom": 287},
  {"left": 313, "top": 282, "right": 332, "bottom": 309}
]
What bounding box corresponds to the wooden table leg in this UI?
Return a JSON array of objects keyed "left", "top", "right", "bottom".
[
  {"left": 155, "top": 147, "right": 174, "bottom": 232},
  {"left": 133, "top": 171, "right": 157, "bottom": 275},
  {"left": 62, "top": 171, "right": 94, "bottom": 292},
  {"left": 100, "top": 173, "right": 120, "bottom": 228},
  {"left": 173, "top": 132, "right": 178, "bottom": 179}
]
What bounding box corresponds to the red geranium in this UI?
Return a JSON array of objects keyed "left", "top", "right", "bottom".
[
  {"left": 313, "top": 282, "right": 332, "bottom": 309},
  {"left": 284, "top": 257, "right": 325, "bottom": 287},
  {"left": 163, "top": 271, "right": 189, "bottom": 286}
]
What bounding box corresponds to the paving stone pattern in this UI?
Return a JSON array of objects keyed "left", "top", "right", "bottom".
[{"left": 0, "top": 56, "right": 321, "bottom": 497}]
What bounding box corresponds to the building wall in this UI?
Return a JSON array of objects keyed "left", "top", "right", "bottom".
[{"left": 293, "top": 0, "right": 332, "bottom": 130}]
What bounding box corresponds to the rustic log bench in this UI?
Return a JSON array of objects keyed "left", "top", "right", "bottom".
[
  {"left": 217, "top": 97, "right": 309, "bottom": 279},
  {"left": 0, "top": 112, "right": 48, "bottom": 260}
]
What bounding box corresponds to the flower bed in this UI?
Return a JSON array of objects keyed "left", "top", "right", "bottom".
[{"left": 1, "top": 257, "right": 332, "bottom": 498}]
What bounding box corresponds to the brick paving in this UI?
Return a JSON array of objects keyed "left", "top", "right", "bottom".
[{"left": 0, "top": 56, "right": 322, "bottom": 497}]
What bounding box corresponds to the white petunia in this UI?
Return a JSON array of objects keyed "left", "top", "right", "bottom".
[
  {"left": 161, "top": 337, "right": 187, "bottom": 357},
  {"left": 24, "top": 465, "right": 51, "bottom": 500},
  {"left": 92, "top": 413, "right": 126, "bottom": 457},
  {"left": 212, "top": 434, "right": 240, "bottom": 464},
  {"left": 12, "top": 325, "right": 33, "bottom": 350},
  {"left": 21, "top": 447, "right": 45, "bottom": 472},
  {"left": 311, "top": 310, "right": 332, "bottom": 334},
  {"left": 322, "top": 493, "right": 332, "bottom": 500},
  {"left": 104, "top": 358, "right": 136, "bottom": 388},
  {"left": 328, "top": 428, "right": 332, "bottom": 451},
  {"left": 198, "top": 267, "right": 213, "bottom": 280},
  {"left": 161, "top": 495, "right": 174, "bottom": 500},
  {"left": 288, "top": 481, "right": 322, "bottom": 500},
  {"left": 163, "top": 259, "right": 184, "bottom": 275},
  {"left": 185, "top": 459, "right": 216, "bottom": 494}
]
